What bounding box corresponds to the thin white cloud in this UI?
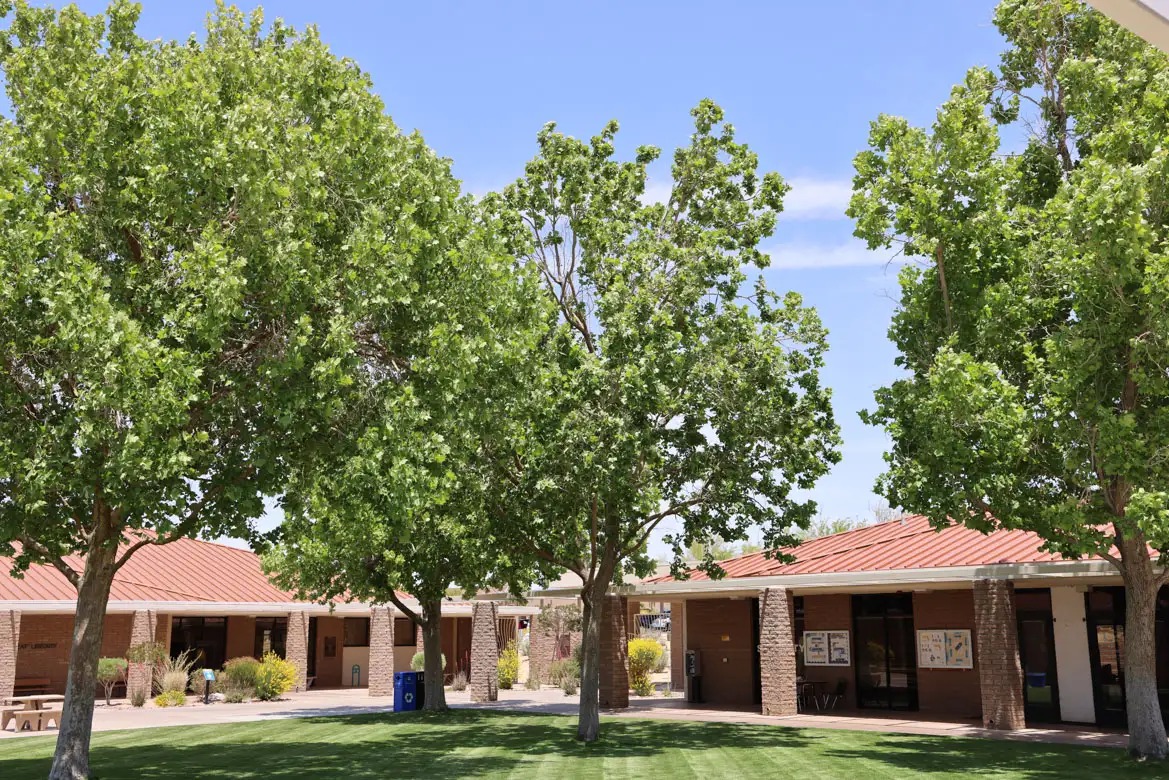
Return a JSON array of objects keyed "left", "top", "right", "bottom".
[
  {"left": 782, "top": 177, "right": 853, "bottom": 221},
  {"left": 766, "top": 240, "right": 906, "bottom": 270}
]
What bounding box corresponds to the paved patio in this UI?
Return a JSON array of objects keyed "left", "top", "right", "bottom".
[{"left": 0, "top": 687, "right": 1133, "bottom": 750}]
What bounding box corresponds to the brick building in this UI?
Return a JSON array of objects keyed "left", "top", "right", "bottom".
[
  {"left": 0, "top": 536, "right": 533, "bottom": 701},
  {"left": 565, "top": 515, "right": 1167, "bottom": 731}
]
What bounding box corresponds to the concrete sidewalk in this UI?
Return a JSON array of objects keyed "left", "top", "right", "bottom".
[{"left": 0, "top": 687, "right": 1133, "bottom": 751}]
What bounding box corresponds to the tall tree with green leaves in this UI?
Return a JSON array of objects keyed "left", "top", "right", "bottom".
[
  {"left": 851, "top": 0, "right": 1169, "bottom": 759},
  {"left": 265, "top": 206, "right": 547, "bottom": 711},
  {"left": 0, "top": 2, "right": 471, "bottom": 775},
  {"left": 487, "top": 101, "right": 840, "bottom": 741}
]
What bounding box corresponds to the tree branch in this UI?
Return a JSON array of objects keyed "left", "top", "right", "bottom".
[{"left": 19, "top": 536, "right": 80, "bottom": 588}]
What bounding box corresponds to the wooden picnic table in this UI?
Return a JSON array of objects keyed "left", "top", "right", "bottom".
[{"left": 4, "top": 694, "right": 65, "bottom": 710}]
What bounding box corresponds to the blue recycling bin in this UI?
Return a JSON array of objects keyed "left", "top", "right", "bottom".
[{"left": 394, "top": 671, "right": 418, "bottom": 712}]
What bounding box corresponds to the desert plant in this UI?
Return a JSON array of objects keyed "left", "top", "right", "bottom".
[
  {"left": 221, "top": 656, "right": 262, "bottom": 689},
  {"left": 96, "top": 657, "right": 127, "bottom": 706},
  {"left": 411, "top": 651, "right": 445, "bottom": 672},
  {"left": 254, "top": 652, "right": 297, "bottom": 701},
  {"left": 628, "top": 638, "right": 663, "bottom": 697},
  {"left": 129, "top": 687, "right": 147, "bottom": 708},
  {"left": 561, "top": 675, "right": 578, "bottom": 696},
  {"left": 547, "top": 658, "right": 580, "bottom": 687},
  {"left": 497, "top": 641, "right": 519, "bottom": 690},
  {"left": 189, "top": 668, "right": 219, "bottom": 696},
  {"left": 220, "top": 683, "right": 251, "bottom": 704},
  {"left": 450, "top": 670, "right": 469, "bottom": 692},
  {"left": 654, "top": 647, "right": 669, "bottom": 674},
  {"left": 154, "top": 649, "right": 196, "bottom": 694},
  {"left": 525, "top": 670, "right": 542, "bottom": 691},
  {"left": 153, "top": 690, "right": 187, "bottom": 707}
]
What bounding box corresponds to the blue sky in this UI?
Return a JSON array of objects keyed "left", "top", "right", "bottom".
[{"left": 49, "top": 1, "right": 1010, "bottom": 555}]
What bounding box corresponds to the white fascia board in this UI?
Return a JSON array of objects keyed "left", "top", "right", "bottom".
[
  {"left": 614, "top": 559, "right": 1121, "bottom": 599},
  {"left": 1, "top": 599, "right": 538, "bottom": 617},
  {"left": 1091, "top": 0, "right": 1169, "bottom": 51}
]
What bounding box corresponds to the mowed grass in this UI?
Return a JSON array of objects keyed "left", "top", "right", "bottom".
[{"left": 0, "top": 709, "right": 1163, "bottom": 779}]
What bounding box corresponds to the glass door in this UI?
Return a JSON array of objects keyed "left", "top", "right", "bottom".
[
  {"left": 852, "top": 594, "right": 918, "bottom": 711},
  {"left": 1017, "top": 612, "right": 1060, "bottom": 722}
]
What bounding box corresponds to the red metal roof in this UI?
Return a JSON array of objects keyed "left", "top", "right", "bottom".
[
  {"left": 0, "top": 535, "right": 414, "bottom": 605},
  {"left": 648, "top": 515, "right": 1089, "bottom": 583}
]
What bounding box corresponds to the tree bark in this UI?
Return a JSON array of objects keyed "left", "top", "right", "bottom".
[
  {"left": 420, "top": 600, "right": 447, "bottom": 712},
  {"left": 576, "top": 581, "right": 604, "bottom": 742},
  {"left": 1119, "top": 539, "right": 1168, "bottom": 760},
  {"left": 49, "top": 532, "right": 118, "bottom": 780}
]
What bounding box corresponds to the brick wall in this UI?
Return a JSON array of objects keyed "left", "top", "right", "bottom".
[
  {"left": 470, "top": 602, "right": 499, "bottom": 702},
  {"left": 685, "top": 597, "right": 756, "bottom": 707},
  {"left": 973, "top": 579, "right": 1025, "bottom": 729},
  {"left": 0, "top": 611, "right": 20, "bottom": 700},
  {"left": 126, "top": 610, "right": 158, "bottom": 700},
  {"left": 759, "top": 588, "right": 797, "bottom": 716},
  {"left": 913, "top": 590, "right": 981, "bottom": 719},
  {"left": 670, "top": 601, "right": 684, "bottom": 691},
  {"left": 368, "top": 607, "right": 394, "bottom": 696},
  {"left": 802, "top": 594, "right": 855, "bottom": 709},
  {"left": 599, "top": 595, "right": 629, "bottom": 709},
  {"left": 286, "top": 611, "right": 309, "bottom": 692}
]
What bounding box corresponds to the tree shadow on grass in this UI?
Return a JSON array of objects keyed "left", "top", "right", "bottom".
[
  {"left": 0, "top": 709, "right": 820, "bottom": 780},
  {"left": 824, "top": 733, "right": 1166, "bottom": 779}
]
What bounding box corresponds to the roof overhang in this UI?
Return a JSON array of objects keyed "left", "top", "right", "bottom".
[
  {"left": 1091, "top": 0, "right": 1169, "bottom": 50},
  {"left": 604, "top": 558, "right": 1123, "bottom": 600},
  {"left": 0, "top": 599, "right": 538, "bottom": 617}
]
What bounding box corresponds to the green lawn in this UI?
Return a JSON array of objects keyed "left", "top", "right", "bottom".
[{"left": 0, "top": 710, "right": 1163, "bottom": 779}]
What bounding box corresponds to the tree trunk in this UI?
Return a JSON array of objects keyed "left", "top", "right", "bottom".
[
  {"left": 49, "top": 537, "right": 118, "bottom": 780},
  {"left": 576, "top": 582, "right": 603, "bottom": 742},
  {"left": 1120, "top": 544, "right": 1168, "bottom": 760},
  {"left": 421, "top": 601, "right": 447, "bottom": 712}
]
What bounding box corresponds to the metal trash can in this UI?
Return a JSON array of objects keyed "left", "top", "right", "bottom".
[{"left": 394, "top": 671, "right": 419, "bottom": 712}]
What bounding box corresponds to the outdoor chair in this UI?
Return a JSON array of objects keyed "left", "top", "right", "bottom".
[{"left": 823, "top": 679, "right": 847, "bottom": 710}]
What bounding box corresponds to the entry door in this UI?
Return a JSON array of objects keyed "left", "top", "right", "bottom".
[
  {"left": 1017, "top": 611, "right": 1060, "bottom": 723},
  {"left": 852, "top": 594, "right": 918, "bottom": 711}
]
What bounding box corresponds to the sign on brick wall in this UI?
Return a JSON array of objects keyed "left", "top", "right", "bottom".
[
  {"left": 803, "top": 630, "right": 850, "bottom": 666},
  {"left": 916, "top": 629, "right": 973, "bottom": 669}
]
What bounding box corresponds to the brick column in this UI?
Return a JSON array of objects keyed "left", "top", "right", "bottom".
[
  {"left": 599, "top": 594, "right": 629, "bottom": 709},
  {"left": 973, "top": 579, "right": 1025, "bottom": 729},
  {"left": 670, "top": 602, "right": 684, "bottom": 691},
  {"left": 286, "top": 611, "right": 309, "bottom": 692},
  {"left": 759, "top": 587, "right": 798, "bottom": 716},
  {"left": 0, "top": 611, "right": 20, "bottom": 701},
  {"left": 369, "top": 606, "right": 395, "bottom": 696},
  {"left": 126, "top": 609, "right": 158, "bottom": 700},
  {"left": 470, "top": 601, "right": 499, "bottom": 702}
]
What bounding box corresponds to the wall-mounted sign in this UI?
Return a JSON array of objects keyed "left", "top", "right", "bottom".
[
  {"left": 916, "top": 629, "right": 973, "bottom": 669},
  {"left": 804, "top": 630, "right": 850, "bottom": 666}
]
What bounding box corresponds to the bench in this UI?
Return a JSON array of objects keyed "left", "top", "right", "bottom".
[
  {"left": 14, "top": 709, "right": 61, "bottom": 732},
  {"left": 13, "top": 677, "right": 51, "bottom": 695},
  {"left": 1, "top": 707, "right": 20, "bottom": 731}
]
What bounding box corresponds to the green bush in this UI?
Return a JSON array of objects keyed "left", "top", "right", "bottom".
[
  {"left": 221, "top": 656, "right": 261, "bottom": 689},
  {"left": 96, "top": 657, "right": 127, "bottom": 706},
  {"left": 153, "top": 690, "right": 187, "bottom": 707},
  {"left": 254, "top": 652, "right": 297, "bottom": 701},
  {"left": 497, "top": 640, "right": 519, "bottom": 690},
  {"left": 411, "top": 651, "right": 445, "bottom": 672},
  {"left": 221, "top": 683, "right": 251, "bottom": 703},
  {"left": 189, "top": 668, "right": 218, "bottom": 695},
  {"left": 129, "top": 687, "right": 147, "bottom": 708},
  {"left": 628, "top": 638, "right": 663, "bottom": 696},
  {"left": 561, "top": 675, "right": 578, "bottom": 696},
  {"left": 547, "top": 658, "right": 579, "bottom": 687}
]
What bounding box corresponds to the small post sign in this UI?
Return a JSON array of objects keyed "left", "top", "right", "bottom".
[{"left": 203, "top": 669, "right": 216, "bottom": 704}]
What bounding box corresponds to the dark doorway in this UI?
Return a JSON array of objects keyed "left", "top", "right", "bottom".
[
  {"left": 852, "top": 593, "right": 918, "bottom": 711},
  {"left": 307, "top": 617, "right": 318, "bottom": 679},
  {"left": 170, "top": 616, "right": 227, "bottom": 670},
  {"left": 1016, "top": 589, "right": 1060, "bottom": 723},
  {"left": 750, "top": 596, "right": 762, "bottom": 706},
  {"left": 254, "top": 617, "right": 288, "bottom": 659}
]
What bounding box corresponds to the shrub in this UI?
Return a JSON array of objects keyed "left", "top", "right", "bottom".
[
  {"left": 221, "top": 683, "right": 251, "bottom": 703},
  {"left": 153, "top": 690, "right": 187, "bottom": 707},
  {"left": 130, "top": 687, "right": 147, "bottom": 707},
  {"left": 628, "top": 638, "right": 663, "bottom": 696},
  {"left": 525, "top": 670, "right": 542, "bottom": 690},
  {"left": 96, "top": 657, "right": 127, "bottom": 706},
  {"left": 189, "top": 668, "right": 219, "bottom": 695},
  {"left": 410, "top": 651, "right": 445, "bottom": 672},
  {"left": 561, "top": 675, "right": 578, "bottom": 696},
  {"left": 254, "top": 652, "right": 297, "bottom": 701},
  {"left": 154, "top": 649, "right": 196, "bottom": 694},
  {"left": 450, "top": 670, "right": 468, "bottom": 692},
  {"left": 547, "top": 658, "right": 579, "bottom": 687},
  {"left": 221, "top": 656, "right": 262, "bottom": 689},
  {"left": 497, "top": 641, "right": 519, "bottom": 690}
]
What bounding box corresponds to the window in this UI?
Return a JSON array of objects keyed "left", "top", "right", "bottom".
[
  {"left": 254, "top": 617, "right": 288, "bottom": 659},
  {"left": 170, "top": 617, "right": 227, "bottom": 670},
  {"left": 394, "top": 618, "right": 416, "bottom": 647},
  {"left": 344, "top": 617, "right": 370, "bottom": 647}
]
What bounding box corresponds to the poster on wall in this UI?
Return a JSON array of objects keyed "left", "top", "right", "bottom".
[
  {"left": 804, "top": 630, "right": 851, "bottom": 666},
  {"left": 916, "top": 629, "right": 973, "bottom": 669}
]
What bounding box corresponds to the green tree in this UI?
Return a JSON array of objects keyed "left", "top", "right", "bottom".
[
  {"left": 687, "top": 537, "right": 737, "bottom": 561},
  {"left": 266, "top": 200, "right": 546, "bottom": 711},
  {"left": 487, "top": 101, "right": 840, "bottom": 740},
  {"left": 0, "top": 2, "right": 467, "bottom": 774},
  {"left": 797, "top": 515, "right": 871, "bottom": 541},
  {"left": 851, "top": 0, "right": 1169, "bottom": 759}
]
